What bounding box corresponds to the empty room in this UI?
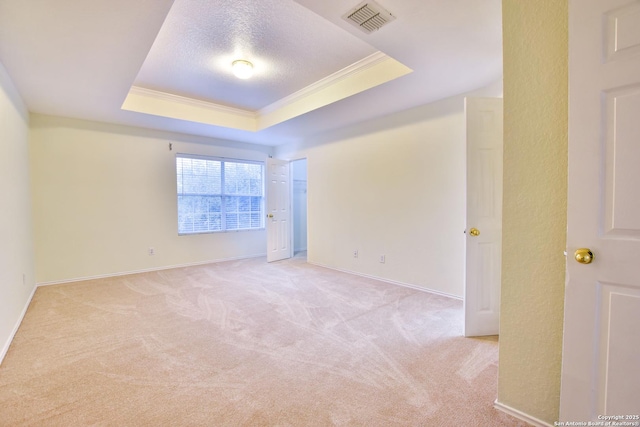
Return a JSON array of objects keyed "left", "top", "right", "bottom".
[{"left": 3, "top": 0, "right": 636, "bottom": 425}]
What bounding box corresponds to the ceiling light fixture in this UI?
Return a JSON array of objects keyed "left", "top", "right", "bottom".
[{"left": 232, "top": 60, "right": 254, "bottom": 79}]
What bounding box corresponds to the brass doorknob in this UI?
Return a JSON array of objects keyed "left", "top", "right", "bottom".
[
  {"left": 574, "top": 248, "right": 594, "bottom": 264},
  {"left": 469, "top": 228, "right": 480, "bottom": 237},
  {"left": 267, "top": 214, "right": 274, "bottom": 218}
]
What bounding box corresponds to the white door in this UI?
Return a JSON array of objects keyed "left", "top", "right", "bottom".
[
  {"left": 464, "top": 97, "right": 503, "bottom": 337},
  {"left": 266, "top": 158, "right": 291, "bottom": 262},
  {"left": 561, "top": 0, "right": 640, "bottom": 419}
]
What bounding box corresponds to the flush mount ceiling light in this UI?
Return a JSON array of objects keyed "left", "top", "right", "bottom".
[{"left": 232, "top": 60, "right": 254, "bottom": 79}]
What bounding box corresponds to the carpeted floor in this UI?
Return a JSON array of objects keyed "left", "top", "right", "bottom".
[{"left": 0, "top": 255, "right": 527, "bottom": 426}]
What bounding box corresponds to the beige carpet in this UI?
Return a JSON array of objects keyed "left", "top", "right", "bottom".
[{"left": 0, "top": 255, "right": 527, "bottom": 426}]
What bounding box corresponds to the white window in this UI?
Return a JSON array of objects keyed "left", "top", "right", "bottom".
[{"left": 176, "top": 154, "right": 264, "bottom": 234}]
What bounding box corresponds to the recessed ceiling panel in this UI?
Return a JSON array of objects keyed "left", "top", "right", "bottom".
[{"left": 133, "top": 0, "right": 379, "bottom": 111}]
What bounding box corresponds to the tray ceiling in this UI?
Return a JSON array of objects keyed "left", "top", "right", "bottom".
[{"left": 0, "top": 0, "right": 502, "bottom": 146}]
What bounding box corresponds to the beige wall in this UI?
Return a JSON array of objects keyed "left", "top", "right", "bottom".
[
  {"left": 0, "top": 62, "right": 35, "bottom": 362},
  {"left": 498, "top": 0, "right": 568, "bottom": 423},
  {"left": 276, "top": 83, "right": 502, "bottom": 298},
  {"left": 29, "top": 115, "right": 273, "bottom": 284}
]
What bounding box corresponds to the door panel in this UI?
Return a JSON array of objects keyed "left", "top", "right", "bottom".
[
  {"left": 561, "top": 0, "right": 640, "bottom": 418},
  {"left": 597, "top": 284, "right": 640, "bottom": 413},
  {"left": 464, "top": 97, "right": 503, "bottom": 337},
  {"left": 604, "top": 85, "right": 640, "bottom": 235}
]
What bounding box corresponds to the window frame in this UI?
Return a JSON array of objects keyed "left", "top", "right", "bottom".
[{"left": 176, "top": 153, "right": 265, "bottom": 235}]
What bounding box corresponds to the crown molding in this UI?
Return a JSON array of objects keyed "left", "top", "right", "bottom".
[
  {"left": 121, "top": 51, "right": 411, "bottom": 133},
  {"left": 127, "top": 86, "right": 257, "bottom": 118},
  {"left": 121, "top": 86, "right": 258, "bottom": 131},
  {"left": 258, "top": 51, "right": 389, "bottom": 115}
]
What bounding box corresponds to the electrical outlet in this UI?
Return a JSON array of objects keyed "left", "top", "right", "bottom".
[
  {"left": 22, "top": 273, "right": 26, "bottom": 286},
  {"left": 353, "top": 250, "right": 358, "bottom": 258},
  {"left": 379, "top": 255, "right": 385, "bottom": 263},
  {"left": 148, "top": 247, "right": 155, "bottom": 256}
]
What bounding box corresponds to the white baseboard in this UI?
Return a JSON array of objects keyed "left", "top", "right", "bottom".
[
  {"left": 307, "top": 261, "right": 463, "bottom": 301},
  {"left": 36, "top": 253, "right": 267, "bottom": 287},
  {"left": 0, "top": 284, "right": 38, "bottom": 366},
  {"left": 494, "top": 400, "right": 553, "bottom": 427}
]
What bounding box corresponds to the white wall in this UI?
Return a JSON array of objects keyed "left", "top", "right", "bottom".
[
  {"left": 30, "top": 115, "right": 273, "bottom": 284},
  {"left": 276, "top": 83, "right": 502, "bottom": 298},
  {"left": 0, "top": 62, "right": 35, "bottom": 362}
]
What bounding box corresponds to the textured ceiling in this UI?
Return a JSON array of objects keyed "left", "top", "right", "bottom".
[
  {"left": 135, "top": 0, "right": 378, "bottom": 110},
  {"left": 0, "top": 0, "right": 503, "bottom": 146}
]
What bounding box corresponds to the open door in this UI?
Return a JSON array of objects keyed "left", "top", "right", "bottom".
[
  {"left": 560, "top": 0, "right": 640, "bottom": 418},
  {"left": 266, "top": 158, "right": 291, "bottom": 262},
  {"left": 464, "top": 97, "right": 503, "bottom": 337}
]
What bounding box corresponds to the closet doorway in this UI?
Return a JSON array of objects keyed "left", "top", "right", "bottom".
[{"left": 291, "top": 159, "right": 308, "bottom": 258}]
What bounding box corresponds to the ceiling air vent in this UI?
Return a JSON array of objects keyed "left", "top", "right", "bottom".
[{"left": 343, "top": 1, "right": 396, "bottom": 34}]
